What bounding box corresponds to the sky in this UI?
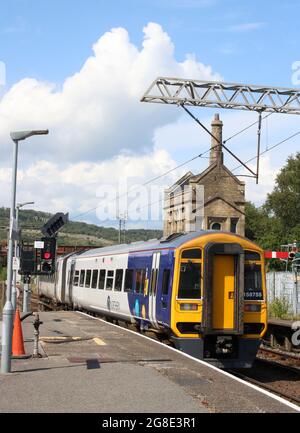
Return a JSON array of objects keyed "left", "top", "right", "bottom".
[{"left": 0, "top": 0, "right": 300, "bottom": 229}]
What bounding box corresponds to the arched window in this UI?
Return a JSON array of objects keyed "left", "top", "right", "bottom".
[{"left": 211, "top": 222, "right": 221, "bottom": 230}]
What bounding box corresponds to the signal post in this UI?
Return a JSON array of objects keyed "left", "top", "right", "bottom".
[
  {"left": 19, "top": 213, "right": 69, "bottom": 312},
  {"left": 22, "top": 275, "right": 31, "bottom": 314}
]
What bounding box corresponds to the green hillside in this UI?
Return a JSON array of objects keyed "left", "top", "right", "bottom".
[{"left": 0, "top": 207, "right": 163, "bottom": 247}]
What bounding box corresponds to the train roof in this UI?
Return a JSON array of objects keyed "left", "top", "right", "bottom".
[{"left": 75, "top": 230, "right": 250, "bottom": 258}]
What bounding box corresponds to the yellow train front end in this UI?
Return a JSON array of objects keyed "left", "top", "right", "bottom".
[{"left": 170, "top": 232, "right": 267, "bottom": 368}]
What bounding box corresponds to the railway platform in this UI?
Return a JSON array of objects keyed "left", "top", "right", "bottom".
[
  {"left": 266, "top": 318, "right": 300, "bottom": 352},
  {"left": 0, "top": 311, "right": 299, "bottom": 413}
]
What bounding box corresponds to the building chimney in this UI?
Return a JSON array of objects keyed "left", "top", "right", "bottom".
[{"left": 209, "top": 113, "right": 223, "bottom": 166}]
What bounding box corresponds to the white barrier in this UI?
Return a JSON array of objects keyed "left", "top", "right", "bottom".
[{"left": 266, "top": 271, "right": 300, "bottom": 316}]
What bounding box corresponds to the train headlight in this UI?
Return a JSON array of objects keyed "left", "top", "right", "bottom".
[
  {"left": 180, "top": 303, "right": 198, "bottom": 311},
  {"left": 244, "top": 304, "right": 261, "bottom": 312}
]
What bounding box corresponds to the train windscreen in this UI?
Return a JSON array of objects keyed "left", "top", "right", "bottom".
[
  {"left": 244, "top": 263, "right": 263, "bottom": 300},
  {"left": 178, "top": 262, "right": 201, "bottom": 299}
]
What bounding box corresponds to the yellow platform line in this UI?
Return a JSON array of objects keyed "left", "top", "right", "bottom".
[
  {"left": 41, "top": 336, "right": 69, "bottom": 340},
  {"left": 41, "top": 336, "right": 84, "bottom": 342},
  {"left": 93, "top": 337, "right": 106, "bottom": 346},
  {"left": 40, "top": 336, "right": 107, "bottom": 345}
]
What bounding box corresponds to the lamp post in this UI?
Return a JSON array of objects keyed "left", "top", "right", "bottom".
[
  {"left": 11, "top": 201, "right": 35, "bottom": 312},
  {"left": 1, "top": 130, "right": 48, "bottom": 374}
]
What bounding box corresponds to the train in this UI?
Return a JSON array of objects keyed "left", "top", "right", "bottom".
[{"left": 38, "top": 230, "right": 267, "bottom": 368}]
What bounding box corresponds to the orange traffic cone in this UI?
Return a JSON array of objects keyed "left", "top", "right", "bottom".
[{"left": 12, "top": 309, "right": 26, "bottom": 357}]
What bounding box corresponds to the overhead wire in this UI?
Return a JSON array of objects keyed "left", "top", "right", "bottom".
[
  {"left": 70, "top": 110, "right": 282, "bottom": 221},
  {"left": 71, "top": 152, "right": 206, "bottom": 220},
  {"left": 139, "top": 127, "right": 300, "bottom": 213}
]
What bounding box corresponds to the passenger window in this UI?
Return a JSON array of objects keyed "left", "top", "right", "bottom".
[
  {"left": 115, "top": 269, "right": 123, "bottom": 292},
  {"left": 135, "top": 269, "right": 146, "bottom": 294},
  {"left": 98, "top": 270, "right": 106, "bottom": 290},
  {"left": 150, "top": 269, "right": 159, "bottom": 295},
  {"left": 91, "top": 270, "right": 98, "bottom": 289},
  {"left": 85, "top": 270, "right": 92, "bottom": 288},
  {"left": 106, "top": 270, "right": 114, "bottom": 290},
  {"left": 73, "top": 270, "right": 79, "bottom": 286},
  {"left": 124, "top": 269, "right": 134, "bottom": 292},
  {"left": 178, "top": 262, "right": 201, "bottom": 299},
  {"left": 79, "top": 270, "right": 85, "bottom": 287},
  {"left": 162, "top": 269, "right": 170, "bottom": 296}
]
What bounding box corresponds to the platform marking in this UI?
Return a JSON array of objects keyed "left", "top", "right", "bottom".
[
  {"left": 41, "top": 336, "right": 82, "bottom": 341},
  {"left": 93, "top": 337, "right": 106, "bottom": 346},
  {"left": 77, "top": 311, "right": 300, "bottom": 413},
  {"left": 41, "top": 336, "right": 69, "bottom": 340}
]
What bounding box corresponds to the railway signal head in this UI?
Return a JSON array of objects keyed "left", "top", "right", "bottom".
[
  {"left": 41, "top": 212, "right": 69, "bottom": 238},
  {"left": 20, "top": 245, "right": 36, "bottom": 275},
  {"left": 39, "top": 237, "right": 56, "bottom": 275}
]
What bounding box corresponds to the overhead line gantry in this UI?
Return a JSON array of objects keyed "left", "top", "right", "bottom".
[{"left": 141, "top": 77, "right": 300, "bottom": 183}]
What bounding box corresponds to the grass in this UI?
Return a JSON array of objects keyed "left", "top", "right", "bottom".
[
  {"left": 268, "top": 297, "right": 293, "bottom": 319},
  {"left": 0, "top": 266, "right": 6, "bottom": 282}
]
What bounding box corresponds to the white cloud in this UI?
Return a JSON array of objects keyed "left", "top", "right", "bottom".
[
  {"left": 0, "top": 22, "right": 221, "bottom": 165},
  {"left": 4, "top": 21, "right": 294, "bottom": 225},
  {"left": 243, "top": 156, "right": 279, "bottom": 205},
  {"left": 154, "top": 109, "right": 300, "bottom": 207},
  {"left": 228, "top": 22, "right": 266, "bottom": 32},
  {"left": 0, "top": 22, "right": 222, "bottom": 224},
  {"left": 0, "top": 148, "right": 183, "bottom": 223}
]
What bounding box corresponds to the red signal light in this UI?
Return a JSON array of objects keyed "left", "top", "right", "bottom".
[{"left": 43, "top": 252, "right": 51, "bottom": 260}]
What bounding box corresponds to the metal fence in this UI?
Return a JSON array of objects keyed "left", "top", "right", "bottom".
[{"left": 266, "top": 271, "right": 300, "bottom": 316}]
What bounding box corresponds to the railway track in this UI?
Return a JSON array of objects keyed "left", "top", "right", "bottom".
[
  {"left": 17, "top": 293, "right": 56, "bottom": 312},
  {"left": 258, "top": 346, "right": 300, "bottom": 365},
  {"left": 228, "top": 356, "right": 300, "bottom": 406}
]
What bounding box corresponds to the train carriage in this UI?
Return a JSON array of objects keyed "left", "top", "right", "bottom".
[{"left": 39, "top": 230, "right": 267, "bottom": 368}]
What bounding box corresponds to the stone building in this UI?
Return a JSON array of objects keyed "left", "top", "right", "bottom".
[{"left": 163, "top": 114, "right": 245, "bottom": 236}]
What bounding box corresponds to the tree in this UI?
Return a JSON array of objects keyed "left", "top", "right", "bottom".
[
  {"left": 245, "top": 202, "right": 266, "bottom": 241},
  {"left": 245, "top": 202, "right": 285, "bottom": 251},
  {"left": 244, "top": 153, "right": 300, "bottom": 269},
  {"left": 265, "top": 152, "right": 300, "bottom": 231}
]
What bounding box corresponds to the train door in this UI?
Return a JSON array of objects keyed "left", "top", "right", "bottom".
[
  {"left": 203, "top": 243, "right": 244, "bottom": 335},
  {"left": 149, "top": 252, "right": 160, "bottom": 328},
  {"left": 212, "top": 255, "right": 235, "bottom": 330},
  {"left": 59, "top": 257, "right": 68, "bottom": 303},
  {"left": 68, "top": 260, "right": 76, "bottom": 305},
  {"left": 54, "top": 260, "right": 60, "bottom": 300},
  {"left": 155, "top": 252, "right": 172, "bottom": 325}
]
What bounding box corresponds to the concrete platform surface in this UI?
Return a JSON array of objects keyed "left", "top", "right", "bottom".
[{"left": 0, "top": 311, "right": 298, "bottom": 413}]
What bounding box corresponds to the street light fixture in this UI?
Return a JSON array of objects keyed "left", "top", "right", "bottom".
[
  {"left": 1, "top": 129, "right": 48, "bottom": 374},
  {"left": 11, "top": 201, "right": 35, "bottom": 312},
  {"left": 10, "top": 130, "right": 49, "bottom": 141}
]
